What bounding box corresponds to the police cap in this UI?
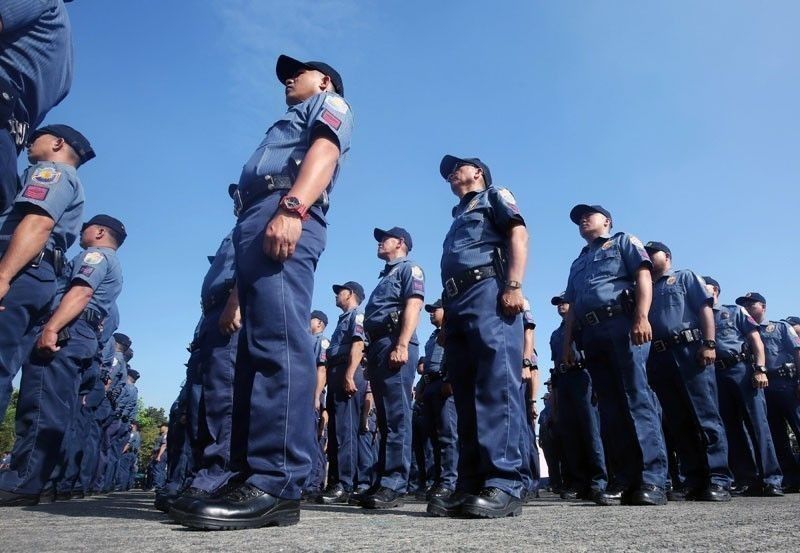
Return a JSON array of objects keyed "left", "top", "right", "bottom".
[
  {"left": 735, "top": 292, "right": 766, "bottom": 306},
  {"left": 550, "top": 292, "right": 567, "bottom": 306},
  {"left": 82, "top": 214, "right": 127, "bottom": 245},
  {"left": 569, "top": 204, "right": 612, "bottom": 225},
  {"left": 113, "top": 333, "right": 132, "bottom": 349},
  {"left": 127, "top": 368, "right": 140, "bottom": 381},
  {"left": 276, "top": 55, "right": 345, "bottom": 96},
  {"left": 644, "top": 241, "right": 671, "bottom": 257},
  {"left": 28, "top": 124, "right": 95, "bottom": 165},
  {"left": 785, "top": 316, "right": 800, "bottom": 326},
  {"left": 310, "top": 310, "right": 328, "bottom": 326},
  {"left": 703, "top": 276, "right": 720, "bottom": 292},
  {"left": 439, "top": 155, "right": 493, "bottom": 186},
  {"left": 332, "top": 281, "right": 365, "bottom": 302},
  {"left": 424, "top": 299, "right": 443, "bottom": 313},
  {"left": 373, "top": 226, "right": 413, "bottom": 251}
]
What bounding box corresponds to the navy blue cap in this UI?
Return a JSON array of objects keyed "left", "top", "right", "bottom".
[
  {"left": 569, "top": 204, "right": 612, "bottom": 225},
  {"left": 703, "top": 276, "right": 720, "bottom": 292},
  {"left": 785, "top": 316, "right": 800, "bottom": 326},
  {"left": 550, "top": 292, "right": 567, "bottom": 306},
  {"left": 373, "top": 227, "right": 413, "bottom": 251},
  {"left": 29, "top": 124, "right": 95, "bottom": 165},
  {"left": 424, "top": 299, "right": 443, "bottom": 312},
  {"left": 644, "top": 241, "right": 671, "bottom": 257},
  {"left": 735, "top": 292, "right": 767, "bottom": 306},
  {"left": 310, "top": 310, "right": 328, "bottom": 326},
  {"left": 82, "top": 214, "right": 127, "bottom": 245},
  {"left": 228, "top": 183, "right": 238, "bottom": 199},
  {"left": 439, "top": 155, "right": 493, "bottom": 186},
  {"left": 332, "top": 281, "right": 365, "bottom": 302},
  {"left": 113, "top": 333, "right": 131, "bottom": 349},
  {"left": 276, "top": 55, "right": 344, "bottom": 97},
  {"left": 127, "top": 368, "right": 140, "bottom": 380}
]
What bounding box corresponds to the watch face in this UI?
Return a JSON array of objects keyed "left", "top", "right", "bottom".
[{"left": 283, "top": 196, "right": 300, "bottom": 209}]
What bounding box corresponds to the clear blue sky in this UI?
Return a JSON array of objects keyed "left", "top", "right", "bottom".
[{"left": 27, "top": 1, "right": 799, "bottom": 410}]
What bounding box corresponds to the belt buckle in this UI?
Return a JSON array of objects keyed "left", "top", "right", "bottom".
[
  {"left": 584, "top": 311, "right": 600, "bottom": 326},
  {"left": 29, "top": 249, "right": 45, "bottom": 269},
  {"left": 653, "top": 340, "right": 667, "bottom": 353},
  {"left": 680, "top": 329, "right": 696, "bottom": 343},
  {"left": 445, "top": 278, "right": 458, "bottom": 298},
  {"left": 264, "top": 174, "right": 276, "bottom": 190}
]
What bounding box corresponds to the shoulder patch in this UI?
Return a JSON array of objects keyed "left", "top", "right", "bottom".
[
  {"left": 766, "top": 323, "right": 776, "bottom": 333},
  {"left": 22, "top": 185, "right": 49, "bottom": 201},
  {"left": 411, "top": 266, "right": 424, "bottom": 279},
  {"left": 629, "top": 235, "right": 644, "bottom": 248},
  {"left": 321, "top": 110, "right": 342, "bottom": 131},
  {"left": 321, "top": 339, "right": 330, "bottom": 349},
  {"left": 83, "top": 251, "right": 105, "bottom": 265},
  {"left": 355, "top": 313, "right": 365, "bottom": 325},
  {"left": 466, "top": 196, "right": 480, "bottom": 211},
  {"left": 721, "top": 310, "right": 730, "bottom": 319},
  {"left": 789, "top": 326, "right": 799, "bottom": 339},
  {"left": 31, "top": 167, "right": 61, "bottom": 184},
  {"left": 497, "top": 188, "right": 517, "bottom": 205},
  {"left": 523, "top": 299, "right": 531, "bottom": 311},
  {"left": 324, "top": 95, "right": 349, "bottom": 113}
]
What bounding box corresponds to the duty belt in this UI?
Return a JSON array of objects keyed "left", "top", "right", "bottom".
[
  {"left": 79, "top": 308, "right": 103, "bottom": 330},
  {"left": 557, "top": 362, "right": 585, "bottom": 374},
  {"left": 366, "top": 311, "right": 401, "bottom": 341},
  {"left": 714, "top": 352, "right": 747, "bottom": 370},
  {"left": 326, "top": 353, "right": 349, "bottom": 366},
  {"left": 0, "top": 244, "right": 64, "bottom": 275},
  {"left": 233, "top": 175, "right": 329, "bottom": 213},
  {"left": 443, "top": 264, "right": 496, "bottom": 299},
  {"left": 201, "top": 285, "right": 234, "bottom": 315},
  {"left": 652, "top": 328, "right": 703, "bottom": 353},
  {"left": 767, "top": 363, "right": 797, "bottom": 379},
  {"left": 423, "top": 372, "right": 442, "bottom": 384},
  {"left": 576, "top": 304, "right": 625, "bottom": 330}
]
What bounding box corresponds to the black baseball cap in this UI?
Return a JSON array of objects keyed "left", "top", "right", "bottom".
[
  {"left": 332, "top": 281, "right": 365, "bottom": 302},
  {"left": 735, "top": 292, "right": 766, "bottom": 306},
  {"left": 113, "top": 333, "right": 132, "bottom": 349},
  {"left": 82, "top": 214, "right": 127, "bottom": 245},
  {"left": 228, "top": 183, "right": 238, "bottom": 199},
  {"left": 439, "top": 155, "right": 493, "bottom": 186},
  {"left": 310, "top": 310, "right": 328, "bottom": 326},
  {"left": 644, "top": 241, "right": 671, "bottom": 257},
  {"left": 424, "top": 299, "right": 443, "bottom": 312},
  {"left": 28, "top": 124, "right": 95, "bottom": 165},
  {"left": 569, "top": 204, "right": 612, "bottom": 225},
  {"left": 785, "top": 316, "right": 800, "bottom": 326},
  {"left": 373, "top": 226, "right": 413, "bottom": 251},
  {"left": 127, "top": 368, "right": 140, "bottom": 381},
  {"left": 703, "top": 276, "right": 720, "bottom": 292},
  {"left": 550, "top": 292, "right": 567, "bottom": 306},
  {"left": 276, "top": 55, "right": 344, "bottom": 96}
]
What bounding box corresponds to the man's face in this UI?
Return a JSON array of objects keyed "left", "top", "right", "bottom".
[
  {"left": 705, "top": 284, "right": 719, "bottom": 300},
  {"left": 335, "top": 289, "right": 351, "bottom": 309},
  {"left": 377, "top": 235, "right": 401, "bottom": 260},
  {"left": 791, "top": 324, "right": 800, "bottom": 336},
  {"left": 429, "top": 307, "right": 444, "bottom": 327},
  {"left": 446, "top": 163, "right": 481, "bottom": 194},
  {"left": 309, "top": 318, "right": 323, "bottom": 333},
  {"left": 26, "top": 133, "right": 56, "bottom": 163},
  {"left": 743, "top": 301, "right": 766, "bottom": 322},
  {"left": 556, "top": 302, "right": 569, "bottom": 318},
  {"left": 79, "top": 224, "right": 97, "bottom": 249},
  {"left": 284, "top": 69, "right": 326, "bottom": 105},
  {"left": 577, "top": 211, "right": 610, "bottom": 239},
  {"left": 648, "top": 251, "right": 670, "bottom": 273}
]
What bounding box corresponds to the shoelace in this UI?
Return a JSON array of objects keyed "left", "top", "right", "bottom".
[{"left": 479, "top": 487, "right": 501, "bottom": 498}]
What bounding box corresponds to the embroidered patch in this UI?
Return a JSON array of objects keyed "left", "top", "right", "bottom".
[
  {"left": 466, "top": 196, "right": 480, "bottom": 211},
  {"left": 31, "top": 167, "right": 61, "bottom": 184},
  {"left": 83, "top": 251, "right": 104, "bottom": 265},
  {"left": 22, "top": 185, "right": 49, "bottom": 201},
  {"left": 321, "top": 339, "right": 330, "bottom": 349},
  {"left": 630, "top": 236, "right": 645, "bottom": 248},
  {"left": 411, "top": 266, "right": 424, "bottom": 279},
  {"left": 666, "top": 276, "right": 677, "bottom": 285},
  {"left": 498, "top": 188, "right": 517, "bottom": 205},
  {"left": 321, "top": 109, "right": 342, "bottom": 130},
  {"left": 766, "top": 324, "right": 775, "bottom": 332},
  {"left": 721, "top": 311, "right": 730, "bottom": 319},
  {"left": 79, "top": 265, "right": 95, "bottom": 277},
  {"left": 324, "top": 95, "right": 349, "bottom": 113},
  {"left": 601, "top": 240, "right": 613, "bottom": 250},
  {"left": 355, "top": 313, "right": 365, "bottom": 325}
]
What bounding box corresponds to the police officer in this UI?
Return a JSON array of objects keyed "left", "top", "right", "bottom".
[
  {"left": 303, "top": 310, "right": 329, "bottom": 500},
  {"left": 537, "top": 386, "right": 562, "bottom": 492},
  {"left": 736, "top": 292, "right": 800, "bottom": 492},
  {"left": 95, "top": 330, "right": 131, "bottom": 492},
  {"left": 319, "top": 281, "right": 367, "bottom": 504},
  {"left": 174, "top": 54, "right": 352, "bottom": 530},
  {"left": 148, "top": 423, "right": 168, "bottom": 492},
  {"left": 0, "top": 1, "right": 73, "bottom": 211},
  {"left": 105, "top": 363, "right": 139, "bottom": 492},
  {"left": 0, "top": 124, "right": 93, "bottom": 419},
  {"left": 113, "top": 368, "right": 140, "bottom": 490},
  {"left": 0, "top": 213, "right": 125, "bottom": 505},
  {"left": 355, "top": 383, "right": 378, "bottom": 496},
  {"left": 562, "top": 204, "right": 667, "bottom": 506},
  {"left": 362, "top": 227, "right": 424, "bottom": 509},
  {"left": 785, "top": 316, "right": 800, "bottom": 337},
  {"left": 519, "top": 299, "right": 541, "bottom": 500},
  {"left": 429, "top": 155, "right": 526, "bottom": 518},
  {"left": 703, "top": 278, "right": 782, "bottom": 496},
  {"left": 644, "top": 241, "right": 731, "bottom": 501},
  {"left": 116, "top": 419, "right": 141, "bottom": 492},
  {"left": 549, "top": 292, "right": 609, "bottom": 500},
  {"left": 420, "top": 299, "right": 458, "bottom": 504}
]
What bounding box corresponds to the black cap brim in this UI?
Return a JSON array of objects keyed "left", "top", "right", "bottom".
[
  {"left": 276, "top": 55, "right": 311, "bottom": 84},
  {"left": 550, "top": 296, "right": 565, "bottom": 306},
  {"left": 373, "top": 228, "right": 391, "bottom": 242},
  {"left": 569, "top": 204, "right": 597, "bottom": 225},
  {"left": 439, "top": 155, "right": 464, "bottom": 179}
]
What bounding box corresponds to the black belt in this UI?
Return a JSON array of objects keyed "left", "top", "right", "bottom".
[
  {"left": 715, "top": 353, "right": 747, "bottom": 370},
  {"left": 201, "top": 285, "right": 234, "bottom": 315},
  {"left": 652, "top": 328, "right": 703, "bottom": 353},
  {"left": 444, "top": 264, "right": 496, "bottom": 299},
  {"left": 327, "top": 353, "right": 349, "bottom": 366},
  {"left": 79, "top": 308, "right": 103, "bottom": 330},
  {"left": 366, "top": 311, "right": 401, "bottom": 341},
  {"left": 767, "top": 363, "right": 797, "bottom": 379},
  {"left": 423, "top": 372, "right": 442, "bottom": 384},
  {"left": 234, "top": 174, "right": 329, "bottom": 212},
  {"left": 576, "top": 304, "right": 626, "bottom": 330},
  {"left": 557, "top": 362, "right": 585, "bottom": 374},
  {"left": 1, "top": 245, "right": 63, "bottom": 275}
]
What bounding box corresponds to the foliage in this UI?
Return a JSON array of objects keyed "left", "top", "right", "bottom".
[{"left": 0, "top": 389, "right": 19, "bottom": 453}]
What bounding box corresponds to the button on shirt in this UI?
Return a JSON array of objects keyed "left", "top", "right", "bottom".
[
  {"left": 61, "top": 247, "right": 123, "bottom": 318},
  {"left": 0, "top": 0, "right": 72, "bottom": 127},
  {"left": 423, "top": 329, "right": 444, "bottom": 375},
  {"left": 758, "top": 320, "right": 800, "bottom": 368},
  {"left": 440, "top": 187, "right": 525, "bottom": 281},
  {"left": 0, "top": 162, "right": 83, "bottom": 252},
  {"left": 564, "top": 232, "right": 651, "bottom": 319},
  {"left": 365, "top": 256, "right": 425, "bottom": 344},
  {"left": 713, "top": 304, "right": 758, "bottom": 358},
  {"left": 649, "top": 268, "right": 712, "bottom": 339},
  {"left": 326, "top": 308, "right": 366, "bottom": 367},
  {"left": 237, "top": 92, "right": 353, "bottom": 217},
  {"left": 201, "top": 230, "right": 235, "bottom": 305}
]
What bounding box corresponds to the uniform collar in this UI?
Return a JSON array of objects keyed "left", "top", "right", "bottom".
[
  {"left": 581, "top": 233, "right": 611, "bottom": 254},
  {"left": 656, "top": 267, "right": 676, "bottom": 282},
  {"left": 338, "top": 306, "right": 358, "bottom": 320},
  {"left": 380, "top": 256, "right": 407, "bottom": 277}
]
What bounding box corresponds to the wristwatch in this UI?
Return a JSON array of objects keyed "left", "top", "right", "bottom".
[
  {"left": 753, "top": 364, "right": 767, "bottom": 374},
  {"left": 522, "top": 358, "right": 534, "bottom": 368},
  {"left": 279, "top": 195, "right": 309, "bottom": 220},
  {"left": 505, "top": 280, "right": 522, "bottom": 290},
  {"left": 700, "top": 339, "right": 717, "bottom": 349}
]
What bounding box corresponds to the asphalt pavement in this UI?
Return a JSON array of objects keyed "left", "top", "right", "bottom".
[{"left": 0, "top": 490, "right": 798, "bottom": 552}]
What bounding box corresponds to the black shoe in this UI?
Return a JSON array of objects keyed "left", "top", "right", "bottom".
[
  {"left": 413, "top": 488, "right": 428, "bottom": 500},
  {"left": 667, "top": 487, "right": 687, "bottom": 502},
  {"left": 154, "top": 491, "right": 179, "bottom": 513},
  {"left": 730, "top": 483, "right": 752, "bottom": 496},
  {"left": 426, "top": 485, "right": 454, "bottom": 501},
  {"left": 38, "top": 488, "right": 57, "bottom": 504},
  {"left": 559, "top": 488, "right": 580, "bottom": 500},
  {"left": 319, "top": 483, "right": 350, "bottom": 505},
  {"left": 300, "top": 488, "right": 320, "bottom": 502},
  {"left": 461, "top": 487, "right": 522, "bottom": 518},
  {"left": 360, "top": 486, "right": 404, "bottom": 509},
  {"left": 177, "top": 483, "right": 300, "bottom": 531},
  {"left": 71, "top": 489, "right": 85, "bottom": 500},
  {"left": 762, "top": 484, "right": 784, "bottom": 497},
  {"left": 589, "top": 488, "right": 620, "bottom": 506},
  {"left": 696, "top": 484, "right": 731, "bottom": 502},
  {"left": 427, "top": 490, "right": 473, "bottom": 517},
  {"left": 0, "top": 489, "right": 39, "bottom": 507},
  {"left": 56, "top": 489, "right": 73, "bottom": 501},
  {"left": 169, "top": 488, "right": 220, "bottom": 521},
  {"left": 781, "top": 484, "right": 799, "bottom": 494},
  {"left": 624, "top": 484, "right": 667, "bottom": 506}
]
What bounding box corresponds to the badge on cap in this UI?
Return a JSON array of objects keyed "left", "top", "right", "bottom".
[
  {"left": 666, "top": 276, "right": 677, "bottom": 285},
  {"left": 83, "top": 252, "right": 104, "bottom": 265},
  {"left": 31, "top": 167, "right": 61, "bottom": 184},
  {"left": 324, "top": 95, "right": 349, "bottom": 114}
]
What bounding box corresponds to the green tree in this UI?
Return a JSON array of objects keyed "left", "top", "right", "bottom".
[
  {"left": 135, "top": 398, "right": 167, "bottom": 469},
  {"left": 0, "top": 389, "right": 19, "bottom": 452}
]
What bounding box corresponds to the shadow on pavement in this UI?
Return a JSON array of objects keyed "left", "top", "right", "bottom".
[{"left": 20, "top": 492, "right": 167, "bottom": 521}]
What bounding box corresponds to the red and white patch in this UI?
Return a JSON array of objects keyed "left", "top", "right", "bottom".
[
  {"left": 22, "top": 185, "right": 49, "bottom": 201},
  {"left": 321, "top": 109, "right": 342, "bottom": 130}
]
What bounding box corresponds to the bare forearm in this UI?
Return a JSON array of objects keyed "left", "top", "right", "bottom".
[
  {"left": 746, "top": 331, "right": 765, "bottom": 366},
  {"left": 699, "top": 305, "right": 715, "bottom": 341},
  {"left": 286, "top": 135, "right": 339, "bottom": 207},
  {"left": 397, "top": 297, "right": 423, "bottom": 347},
  {"left": 506, "top": 224, "right": 528, "bottom": 283},
  {"left": 345, "top": 340, "right": 365, "bottom": 379},
  {"left": 523, "top": 328, "right": 534, "bottom": 360},
  {"left": 530, "top": 369, "right": 539, "bottom": 400},
  {"left": 314, "top": 365, "right": 326, "bottom": 403},
  {"left": 0, "top": 213, "right": 54, "bottom": 281},
  {"left": 44, "top": 283, "right": 93, "bottom": 333},
  {"left": 633, "top": 268, "right": 653, "bottom": 318}
]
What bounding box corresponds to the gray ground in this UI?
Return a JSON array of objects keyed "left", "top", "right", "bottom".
[{"left": 0, "top": 491, "right": 798, "bottom": 552}]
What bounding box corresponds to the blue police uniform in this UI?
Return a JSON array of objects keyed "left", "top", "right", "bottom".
[
  {"left": 150, "top": 432, "right": 168, "bottom": 491},
  {"left": 0, "top": 161, "right": 83, "bottom": 418},
  {"left": 758, "top": 319, "right": 800, "bottom": 489},
  {"left": 518, "top": 302, "right": 540, "bottom": 496},
  {"left": 190, "top": 231, "right": 240, "bottom": 493},
  {"left": 0, "top": 245, "right": 122, "bottom": 498},
  {"left": 713, "top": 304, "right": 782, "bottom": 490},
  {"left": 115, "top": 428, "right": 140, "bottom": 491},
  {"left": 305, "top": 330, "right": 329, "bottom": 496},
  {"left": 104, "top": 369, "right": 137, "bottom": 492},
  {"left": 549, "top": 321, "right": 608, "bottom": 495},
  {"left": 647, "top": 268, "right": 731, "bottom": 492},
  {"left": 441, "top": 186, "right": 525, "bottom": 498},
  {"left": 355, "top": 390, "right": 378, "bottom": 491},
  {"left": 420, "top": 328, "right": 459, "bottom": 491},
  {"left": 537, "top": 395, "right": 561, "bottom": 490},
  {"left": 164, "top": 374, "right": 198, "bottom": 497},
  {"left": 364, "top": 256, "right": 424, "bottom": 494},
  {"left": 229, "top": 89, "right": 353, "bottom": 501},
  {"left": 410, "top": 377, "right": 433, "bottom": 494},
  {"left": 324, "top": 306, "right": 367, "bottom": 493},
  {"left": 0, "top": 0, "right": 72, "bottom": 211},
  {"left": 564, "top": 232, "right": 667, "bottom": 493}
]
